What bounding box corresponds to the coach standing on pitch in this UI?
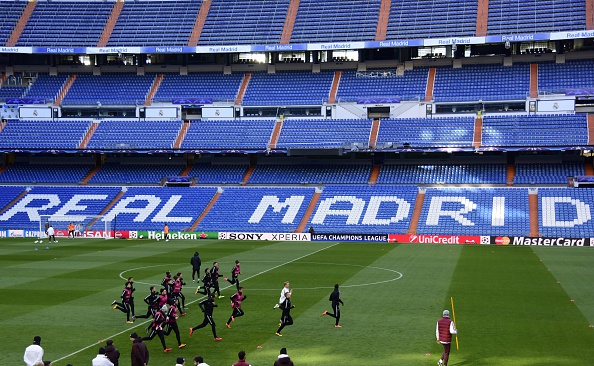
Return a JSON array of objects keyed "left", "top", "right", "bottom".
[
  {"left": 436, "top": 310, "right": 457, "bottom": 366},
  {"left": 191, "top": 252, "right": 201, "bottom": 283}
]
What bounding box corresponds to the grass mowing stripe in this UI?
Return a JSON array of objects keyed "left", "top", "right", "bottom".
[
  {"left": 532, "top": 246, "right": 594, "bottom": 327},
  {"left": 49, "top": 241, "right": 340, "bottom": 365},
  {"left": 447, "top": 245, "right": 594, "bottom": 365}
]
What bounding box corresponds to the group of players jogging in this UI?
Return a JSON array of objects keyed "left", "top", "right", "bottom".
[{"left": 111, "top": 256, "right": 344, "bottom": 352}]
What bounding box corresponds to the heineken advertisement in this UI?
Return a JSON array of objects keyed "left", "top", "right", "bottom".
[{"left": 134, "top": 231, "right": 218, "bottom": 240}]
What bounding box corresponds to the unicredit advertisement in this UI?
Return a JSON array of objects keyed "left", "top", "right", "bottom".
[{"left": 388, "top": 234, "right": 490, "bottom": 245}]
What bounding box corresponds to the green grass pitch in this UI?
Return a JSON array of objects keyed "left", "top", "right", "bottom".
[{"left": 2, "top": 238, "right": 594, "bottom": 365}]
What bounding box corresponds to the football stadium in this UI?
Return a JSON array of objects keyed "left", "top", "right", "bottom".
[{"left": 2, "top": 0, "right": 594, "bottom": 365}]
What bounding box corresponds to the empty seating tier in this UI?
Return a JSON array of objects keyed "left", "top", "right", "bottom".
[
  {"left": 198, "top": 0, "right": 290, "bottom": 45},
  {"left": 0, "top": 119, "right": 91, "bottom": 149},
  {"left": 337, "top": 69, "right": 428, "bottom": 102},
  {"left": 433, "top": 64, "right": 530, "bottom": 102},
  {"left": 17, "top": 1, "right": 112, "bottom": 47},
  {"left": 487, "top": 0, "right": 586, "bottom": 35},
  {"left": 417, "top": 187, "right": 531, "bottom": 236},
  {"left": 291, "top": 0, "right": 381, "bottom": 43},
  {"left": 61, "top": 74, "right": 156, "bottom": 106},
  {"left": 482, "top": 114, "right": 588, "bottom": 147},
  {"left": 0, "top": 163, "right": 93, "bottom": 184},
  {"left": 249, "top": 164, "right": 373, "bottom": 184},
  {"left": 89, "top": 164, "right": 185, "bottom": 185},
  {"left": 108, "top": 0, "right": 200, "bottom": 47},
  {"left": 386, "top": 0, "right": 478, "bottom": 40},
  {"left": 309, "top": 185, "right": 419, "bottom": 234},
  {"left": 181, "top": 119, "right": 276, "bottom": 150},
  {"left": 378, "top": 164, "right": 507, "bottom": 184},
  {"left": 243, "top": 71, "right": 334, "bottom": 106},
  {"left": 86, "top": 120, "right": 182, "bottom": 150},
  {"left": 277, "top": 118, "right": 373, "bottom": 149},
  {"left": 376, "top": 117, "right": 475, "bottom": 148}
]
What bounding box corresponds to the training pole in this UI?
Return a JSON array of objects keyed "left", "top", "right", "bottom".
[{"left": 450, "top": 296, "right": 460, "bottom": 350}]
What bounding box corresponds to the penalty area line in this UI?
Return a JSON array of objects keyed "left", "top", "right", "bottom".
[{"left": 52, "top": 242, "right": 340, "bottom": 363}]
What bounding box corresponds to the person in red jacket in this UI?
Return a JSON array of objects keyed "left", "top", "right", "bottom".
[
  {"left": 436, "top": 309, "right": 458, "bottom": 366},
  {"left": 232, "top": 350, "right": 251, "bottom": 366}
]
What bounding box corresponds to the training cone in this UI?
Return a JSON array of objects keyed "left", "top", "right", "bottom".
[
  {"left": 34, "top": 248, "right": 38, "bottom": 251},
  {"left": 257, "top": 345, "right": 262, "bottom": 349},
  {"left": 46, "top": 246, "right": 49, "bottom": 250}
]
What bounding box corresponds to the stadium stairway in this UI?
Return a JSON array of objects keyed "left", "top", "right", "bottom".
[
  {"left": 188, "top": 0, "right": 212, "bottom": 46},
  {"left": 529, "top": 191, "right": 539, "bottom": 236},
  {"left": 586, "top": 162, "right": 594, "bottom": 176},
  {"left": 375, "top": 0, "right": 391, "bottom": 41},
  {"left": 235, "top": 73, "right": 251, "bottom": 105},
  {"left": 0, "top": 188, "right": 28, "bottom": 215},
  {"left": 369, "top": 118, "right": 380, "bottom": 148},
  {"left": 280, "top": 0, "right": 300, "bottom": 44},
  {"left": 268, "top": 119, "right": 284, "bottom": 149},
  {"left": 406, "top": 187, "right": 425, "bottom": 235},
  {"left": 327, "top": 71, "right": 342, "bottom": 104},
  {"left": 530, "top": 64, "right": 539, "bottom": 98},
  {"left": 368, "top": 165, "right": 381, "bottom": 184},
  {"left": 144, "top": 74, "right": 165, "bottom": 106},
  {"left": 506, "top": 163, "right": 515, "bottom": 186},
  {"left": 54, "top": 75, "right": 77, "bottom": 106},
  {"left": 241, "top": 165, "right": 256, "bottom": 185},
  {"left": 189, "top": 189, "right": 221, "bottom": 231},
  {"left": 5, "top": 0, "right": 36, "bottom": 47},
  {"left": 296, "top": 189, "right": 322, "bottom": 233},
  {"left": 425, "top": 68, "right": 436, "bottom": 101},
  {"left": 475, "top": 0, "right": 489, "bottom": 36},
  {"left": 78, "top": 121, "right": 100, "bottom": 149},
  {"left": 588, "top": 114, "right": 594, "bottom": 145},
  {"left": 473, "top": 117, "right": 483, "bottom": 147},
  {"left": 80, "top": 165, "right": 101, "bottom": 185},
  {"left": 586, "top": 0, "right": 594, "bottom": 29},
  {"left": 97, "top": 0, "right": 124, "bottom": 47},
  {"left": 174, "top": 121, "right": 191, "bottom": 149}
]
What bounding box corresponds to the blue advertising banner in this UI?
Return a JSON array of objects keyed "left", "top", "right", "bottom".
[
  {"left": 357, "top": 97, "right": 400, "bottom": 104},
  {"left": 367, "top": 39, "right": 424, "bottom": 48},
  {"left": 565, "top": 88, "right": 594, "bottom": 96},
  {"left": 174, "top": 98, "right": 213, "bottom": 104},
  {"left": 251, "top": 44, "right": 308, "bottom": 52},
  {"left": 485, "top": 33, "right": 550, "bottom": 43},
  {"left": 5, "top": 98, "right": 46, "bottom": 104}
]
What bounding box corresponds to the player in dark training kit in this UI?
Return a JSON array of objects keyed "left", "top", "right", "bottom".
[
  {"left": 126, "top": 277, "right": 136, "bottom": 317},
  {"left": 226, "top": 287, "right": 246, "bottom": 328},
  {"left": 112, "top": 282, "right": 134, "bottom": 323},
  {"left": 276, "top": 292, "right": 294, "bottom": 336},
  {"left": 195, "top": 268, "right": 213, "bottom": 296},
  {"left": 210, "top": 262, "right": 224, "bottom": 299},
  {"left": 224, "top": 260, "right": 241, "bottom": 291},
  {"left": 164, "top": 298, "right": 186, "bottom": 349},
  {"left": 189, "top": 295, "right": 222, "bottom": 341},
  {"left": 322, "top": 283, "right": 344, "bottom": 328},
  {"left": 134, "top": 286, "right": 159, "bottom": 320},
  {"left": 143, "top": 305, "right": 172, "bottom": 353}
]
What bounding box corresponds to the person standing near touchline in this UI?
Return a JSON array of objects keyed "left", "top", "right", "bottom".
[
  {"left": 190, "top": 252, "right": 201, "bottom": 283},
  {"left": 436, "top": 309, "right": 458, "bottom": 366}
]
